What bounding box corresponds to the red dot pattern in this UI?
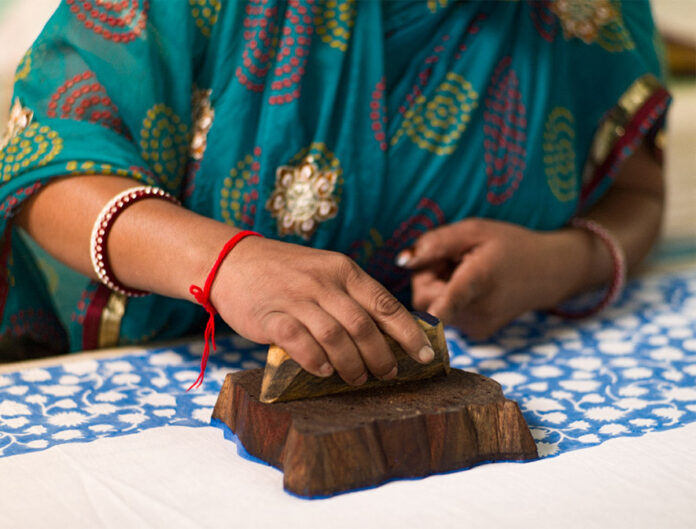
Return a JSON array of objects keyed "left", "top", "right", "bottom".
[
  {"left": 528, "top": 0, "right": 558, "bottom": 43},
  {"left": 70, "top": 283, "right": 99, "bottom": 326},
  {"left": 0, "top": 182, "right": 43, "bottom": 220},
  {"left": 236, "top": 0, "right": 314, "bottom": 105},
  {"left": 183, "top": 161, "right": 200, "bottom": 201},
  {"left": 47, "top": 71, "right": 128, "bottom": 136},
  {"left": 483, "top": 56, "right": 528, "bottom": 206},
  {"left": 453, "top": 12, "right": 486, "bottom": 60},
  {"left": 397, "top": 11, "right": 486, "bottom": 117},
  {"left": 7, "top": 308, "right": 67, "bottom": 348},
  {"left": 370, "top": 77, "right": 388, "bottom": 151},
  {"left": 398, "top": 34, "right": 450, "bottom": 116},
  {"left": 65, "top": 0, "right": 148, "bottom": 43}
]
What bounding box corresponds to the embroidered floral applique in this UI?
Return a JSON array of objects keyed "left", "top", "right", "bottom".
[
  {"left": 190, "top": 88, "right": 214, "bottom": 161},
  {"left": 551, "top": 0, "right": 615, "bottom": 44},
  {"left": 1, "top": 99, "right": 34, "bottom": 151},
  {"left": 266, "top": 155, "right": 338, "bottom": 240}
]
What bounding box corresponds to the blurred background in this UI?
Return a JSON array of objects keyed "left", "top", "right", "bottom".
[{"left": 0, "top": 0, "right": 694, "bottom": 266}]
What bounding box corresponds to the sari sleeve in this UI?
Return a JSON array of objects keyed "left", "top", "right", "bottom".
[
  {"left": 1, "top": 1, "right": 205, "bottom": 205},
  {"left": 561, "top": 0, "right": 672, "bottom": 210},
  {"left": 0, "top": 1, "right": 209, "bottom": 353}
]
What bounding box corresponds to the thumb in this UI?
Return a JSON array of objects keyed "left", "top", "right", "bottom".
[{"left": 396, "top": 219, "right": 484, "bottom": 269}]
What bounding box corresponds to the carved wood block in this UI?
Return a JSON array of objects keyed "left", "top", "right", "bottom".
[{"left": 212, "top": 368, "right": 538, "bottom": 498}]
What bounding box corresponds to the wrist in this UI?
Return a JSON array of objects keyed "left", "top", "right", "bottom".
[
  {"left": 543, "top": 225, "right": 614, "bottom": 305},
  {"left": 107, "top": 198, "right": 242, "bottom": 301},
  {"left": 187, "top": 230, "right": 264, "bottom": 390},
  {"left": 205, "top": 230, "right": 264, "bottom": 310},
  {"left": 546, "top": 218, "right": 626, "bottom": 319}
]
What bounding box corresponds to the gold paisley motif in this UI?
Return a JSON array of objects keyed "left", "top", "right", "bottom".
[
  {"left": 543, "top": 107, "right": 577, "bottom": 203},
  {"left": 221, "top": 150, "right": 260, "bottom": 228},
  {"left": 392, "top": 72, "right": 479, "bottom": 155},
  {"left": 0, "top": 122, "right": 63, "bottom": 182},
  {"left": 63, "top": 160, "right": 155, "bottom": 184},
  {"left": 189, "top": 0, "right": 221, "bottom": 38},
  {"left": 427, "top": 0, "right": 449, "bottom": 13},
  {"left": 315, "top": 0, "right": 356, "bottom": 52},
  {"left": 139, "top": 104, "right": 190, "bottom": 192},
  {"left": 596, "top": 7, "right": 635, "bottom": 53},
  {"left": 14, "top": 48, "right": 32, "bottom": 83}
]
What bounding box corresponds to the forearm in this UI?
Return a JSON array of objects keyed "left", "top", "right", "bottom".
[
  {"left": 15, "top": 175, "right": 241, "bottom": 300},
  {"left": 548, "top": 143, "right": 665, "bottom": 301}
]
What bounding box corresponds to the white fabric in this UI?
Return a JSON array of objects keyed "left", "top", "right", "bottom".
[{"left": 0, "top": 423, "right": 694, "bottom": 529}]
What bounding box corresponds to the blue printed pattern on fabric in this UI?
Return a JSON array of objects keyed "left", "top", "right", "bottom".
[{"left": 0, "top": 269, "right": 695, "bottom": 459}]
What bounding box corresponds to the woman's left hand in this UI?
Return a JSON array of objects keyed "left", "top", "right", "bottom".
[{"left": 399, "top": 218, "right": 593, "bottom": 340}]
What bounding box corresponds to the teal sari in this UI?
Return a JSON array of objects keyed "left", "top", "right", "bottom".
[{"left": 0, "top": 0, "right": 670, "bottom": 355}]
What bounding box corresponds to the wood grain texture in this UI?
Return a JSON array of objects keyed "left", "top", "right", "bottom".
[
  {"left": 212, "top": 368, "right": 538, "bottom": 497},
  {"left": 260, "top": 311, "right": 450, "bottom": 403}
]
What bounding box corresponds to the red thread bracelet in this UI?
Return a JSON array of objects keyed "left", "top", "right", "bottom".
[
  {"left": 550, "top": 218, "right": 626, "bottom": 319},
  {"left": 188, "top": 230, "right": 263, "bottom": 390}
]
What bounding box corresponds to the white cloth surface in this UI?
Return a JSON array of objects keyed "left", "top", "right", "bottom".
[{"left": 0, "top": 422, "right": 694, "bottom": 529}]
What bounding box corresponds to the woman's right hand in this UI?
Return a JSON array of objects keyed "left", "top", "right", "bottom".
[{"left": 209, "top": 236, "right": 435, "bottom": 386}]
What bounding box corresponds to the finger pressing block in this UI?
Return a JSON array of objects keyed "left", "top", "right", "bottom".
[{"left": 259, "top": 312, "right": 450, "bottom": 403}]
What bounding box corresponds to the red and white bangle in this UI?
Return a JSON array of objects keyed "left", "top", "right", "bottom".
[
  {"left": 551, "top": 218, "right": 627, "bottom": 319},
  {"left": 90, "top": 186, "right": 180, "bottom": 297}
]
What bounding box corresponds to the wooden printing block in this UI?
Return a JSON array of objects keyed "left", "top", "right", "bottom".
[
  {"left": 212, "top": 368, "right": 538, "bottom": 497},
  {"left": 260, "top": 311, "right": 450, "bottom": 403}
]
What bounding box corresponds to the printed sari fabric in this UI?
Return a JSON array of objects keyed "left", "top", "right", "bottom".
[{"left": 0, "top": 0, "right": 671, "bottom": 355}]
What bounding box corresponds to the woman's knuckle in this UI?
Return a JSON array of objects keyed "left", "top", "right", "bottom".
[
  {"left": 346, "top": 311, "right": 374, "bottom": 339},
  {"left": 316, "top": 322, "right": 343, "bottom": 344},
  {"left": 274, "top": 319, "right": 303, "bottom": 343},
  {"left": 371, "top": 289, "right": 402, "bottom": 318},
  {"left": 335, "top": 254, "right": 362, "bottom": 282}
]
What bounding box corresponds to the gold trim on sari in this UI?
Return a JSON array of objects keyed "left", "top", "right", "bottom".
[
  {"left": 582, "top": 73, "right": 665, "bottom": 187},
  {"left": 98, "top": 291, "right": 127, "bottom": 348}
]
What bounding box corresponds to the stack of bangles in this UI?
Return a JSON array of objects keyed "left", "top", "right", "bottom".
[
  {"left": 550, "top": 217, "right": 627, "bottom": 319},
  {"left": 89, "top": 185, "right": 263, "bottom": 390}
]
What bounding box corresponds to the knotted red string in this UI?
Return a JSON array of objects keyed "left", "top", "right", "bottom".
[{"left": 187, "top": 230, "right": 263, "bottom": 391}]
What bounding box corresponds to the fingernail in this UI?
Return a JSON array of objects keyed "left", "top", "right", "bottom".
[
  {"left": 418, "top": 345, "right": 435, "bottom": 364},
  {"left": 351, "top": 372, "right": 368, "bottom": 386},
  {"left": 395, "top": 249, "right": 413, "bottom": 268},
  {"left": 318, "top": 362, "right": 334, "bottom": 377},
  {"left": 381, "top": 366, "right": 398, "bottom": 381}
]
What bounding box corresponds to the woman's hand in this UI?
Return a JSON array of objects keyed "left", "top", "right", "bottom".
[
  {"left": 400, "top": 218, "right": 604, "bottom": 340},
  {"left": 210, "top": 237, "right": 435, "bottom": 385}
]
